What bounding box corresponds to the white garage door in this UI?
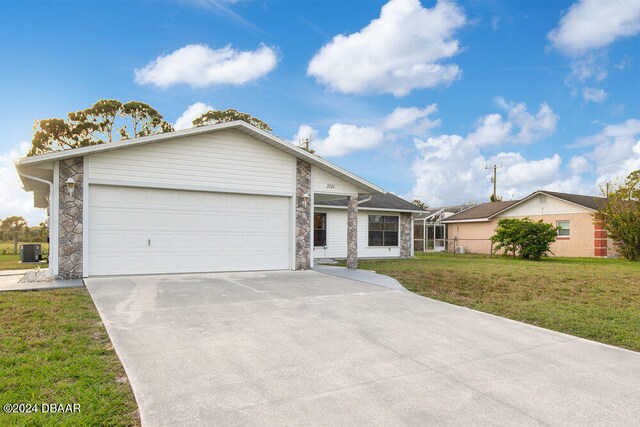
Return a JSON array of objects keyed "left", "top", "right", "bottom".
[{"left": 88, "top": 185, "right": 291, "bottom": 276}]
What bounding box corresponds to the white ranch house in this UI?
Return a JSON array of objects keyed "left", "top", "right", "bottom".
[{"left": 15, "top": 121, "right": 425, "bottom": 278}]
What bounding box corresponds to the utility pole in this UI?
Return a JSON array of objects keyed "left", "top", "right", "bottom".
[{"left": 486, "top": 163, "right": 502, "bottom": 202}]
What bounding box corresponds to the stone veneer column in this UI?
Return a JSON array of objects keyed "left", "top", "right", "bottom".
[
  {"left": 295, "top": 159, "right": 311, "bottom": 270},
  {"left": 58, "top": 157, "right": 84, "bottom": 279},
  {"left": 346, "top": 196, "right": 358, "bottom": 269},
  {"left": 399, "top": 212, "right": 412, "bottom": 258}
]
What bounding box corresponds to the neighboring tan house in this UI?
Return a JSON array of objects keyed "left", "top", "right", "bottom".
[
  {"left": 442, "top": 190, "right": 612, "bottom": 258},
  {"left": 15, "top": 121, "right": 423, "bottom": 279},
  {"left": 313, "top": 193, "right": 427, "bottom": 260}
]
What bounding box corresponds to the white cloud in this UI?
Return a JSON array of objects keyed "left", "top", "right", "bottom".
[
  {"left": 383, "top": 104, "right": 441, "bottom": 134},
  {"left": 465, "top": 114, "right": 512, "bottom": 147},
  {"left": 307, "top": 0, "right": 467, "bottom": 96},
  {"left": 0, "top": 142, "right": 47, "bottom": 225},
  {"left": 569, "top": 155, "right": 590, "bottom": 174},
  {"left": 174, "top": 102, "right": 215, "bottom": 130},
  {"left": 548, "top": 0, "right": 640, "bottom": 55},
  {"left": 294, "top": 104, "right": 440, "bottom": 157},
  {"left": 567, "top": 54, "right": 608, "bottom": 83},
  {"left": 496, "top": 98, "right": 559, "bottom": 144},
  {"left": 583, "top": 119, "right": 640, "bottom": 186},
  {"left": 582, "top": 87, "right": 608, "bottom": 103},
  {"left": 410, "top": 100, "right": 585, "bottom": 206},
  {"left": 411, "top": 134, "right": 573, "bottom": 206},
  {"left": 135, "top": 44, "right": 278, "bottom": 88},
  {"left": 311, "top": 124, "right": 384, "bottom": 157}
]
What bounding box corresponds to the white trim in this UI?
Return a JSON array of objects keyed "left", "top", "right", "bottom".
[
  {"left": 82, "top": 157, "right": 90, "bottom": 277},
  {"left": 314, "top": 205, "right": 425, "bottom": 214},
  {"left": 290, "top": 157, "right": 296, "bottom": 271},
  {"left": 410, "top": 216, "right": 414, "bottom": 256},
  {"left": 16, "top": 121, "right": 384, "bottom": 195},
  {"left": 442, "top": 218, "right": 491, "bottom": 224},
  {"left": 88, "top": 178, "right": 294, "bottom": 197},
  {"left": 51, "top": 161, "right": 59, "bottom": 275},
  {"left": 309, "top": 166, "right": 315, "bottom": 269}
]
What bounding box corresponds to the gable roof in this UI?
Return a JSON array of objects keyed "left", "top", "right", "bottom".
[
  {"left": 315, "top": 193, "right": 427, "bottom": 213},
  {"left": 15, "top": 120, "right": 383, "bottom": 195},
  {"left": 442, "top": 200, "right": 519, "bottom": 222},
  {"left": 540, "top": 190, "right": 608, "bottom": 211},
  {"left": 415, "top": 203, "right": 477, "bottom": 221},
  {"left": 443, "top": 190, "right": 608, "bottom": 223}
]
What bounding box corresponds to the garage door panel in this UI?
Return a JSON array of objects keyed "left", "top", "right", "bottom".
[{"left": 89, "top": 185, "right": 291, "bottom": 276}]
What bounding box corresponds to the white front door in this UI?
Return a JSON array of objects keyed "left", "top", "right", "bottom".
[{"left": 88, "top": 185, "right": 291, "bottom": 276}]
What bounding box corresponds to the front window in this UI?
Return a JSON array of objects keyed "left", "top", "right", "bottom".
[
  {"left": 314, "top": 213, "right": 327, "bottom": 246},
  {"left": 557, "top": 220, "right": 570, "bottom": 237},
  {"left": 368, "top": 215, "right": 399, "bottom": 246}
]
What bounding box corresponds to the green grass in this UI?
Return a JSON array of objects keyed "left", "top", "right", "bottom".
[
  {"left": 346, "top": 253, "right": 640, "bottom": 352},
  {"left": 0, "top": 242, "right": 49, "bottom": 270},
  {"left": 0, "top": 288, "right": 140, "bottom": 426}
]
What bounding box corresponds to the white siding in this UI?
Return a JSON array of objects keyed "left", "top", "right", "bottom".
[
  {"left": 312, "top": 166, "right": 358, "bottom": 196},
  {"left": 313, "top": 209, "right": 347, "bottom": 258},
  {"left": 87, "top": 129, "right": 295, "bottom": 196},
  {"left": 359, "top": 210, "right": 401, "bottom": 258},
  {"left": 312, "top": 208, "right": 401, "bottom": 259},
  {"left": 502, "top": 194, "right": 592, "bottom": 217}
]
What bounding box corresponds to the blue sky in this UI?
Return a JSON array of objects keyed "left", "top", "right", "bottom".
[{"left": 1, "top": 0, "right": 639, "bottom": 224}]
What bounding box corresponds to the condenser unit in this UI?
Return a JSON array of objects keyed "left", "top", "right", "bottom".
[{"left": 20, "top": 244, "right": 42, "bottom": 263}]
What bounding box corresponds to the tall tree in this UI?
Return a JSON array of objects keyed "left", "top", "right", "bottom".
[
  {"left": 598, "top": 170, "right": 640, "bottom": 261},
  {"left": 412, "top": 199, "right": 429, "bottom": 210},
  {"left": 120, "top": 101, "right": 173, "bottom": 139},
  {"left": 0, "top": 216, "right": 28, "bottom": 255},
  {"left": 192, "top": 108, "right": 272, "bottom": 131},
  {"left": 28, "top": 99, "right": 173, "bottom": 156}
]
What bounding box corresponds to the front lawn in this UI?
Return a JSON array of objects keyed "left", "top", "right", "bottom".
[
  {"left": 349, "top": 253, "right": 640, "bottom": 352},
  {"left": 0, "top": 288, "right": 139, "bottom": 426},
  {"left": 0, "top": 242, "right": 48, "bottom": 270}
]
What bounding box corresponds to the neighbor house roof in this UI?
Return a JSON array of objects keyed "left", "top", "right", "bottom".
[
  {"left": 540, "top": 190, "right": 608, "bottom": 211},
  {"left": 315, "top": 193, "right": 427, "bottom": 213},
  {"left": 15, "top": 120, "right": 384, "bottom": 196},
  {"left": 415, "top": 203, "right": 477, "bottom": 221},
  {"left": 443, "top": 190, "right": 607, "bottom": 223},
  {"left": 442, "top": 200, "right": 519, "bottom": 222}
]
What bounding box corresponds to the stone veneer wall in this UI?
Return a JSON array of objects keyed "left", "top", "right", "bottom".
[
  {"left": 295, "top": 159, "right": 311, "bottom": 270},
  {"left": 400, "top": 212, "right": 412, "bottom": 258},
  {"left": 58, "top": 157, "right": 84, "bottom": 279},
  {"left": 346, "top": 196, "right": 358, "bottom": 269}
]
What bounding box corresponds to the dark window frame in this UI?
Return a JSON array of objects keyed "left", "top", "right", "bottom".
[
  {"left": 368, "top": 215, "right": 399, "bottom": 247},
  {"left": 314, "top": 212, "right": 327, "bottom": 247}
]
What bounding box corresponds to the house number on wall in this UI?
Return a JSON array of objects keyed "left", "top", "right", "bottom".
[{"left": 326, "top": 183, "right": 336, "bottom": 189}]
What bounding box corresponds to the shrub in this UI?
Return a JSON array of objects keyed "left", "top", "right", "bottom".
[{"left": 491, "top": 218, "right": 559, "bottom": 260}]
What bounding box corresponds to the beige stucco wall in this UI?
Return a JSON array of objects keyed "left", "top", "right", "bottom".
[{"left": 447, "top": 212, "right": 597, "bottom": 257}]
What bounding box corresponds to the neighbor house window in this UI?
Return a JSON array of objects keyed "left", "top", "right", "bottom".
[
  {"left": 314, "top": 213, "right": 327, "bottom": 247},
  {"left": 368, "top": 215, "right": 399, "bottom": 246},
  {"left": 557, "top": 220, "right": 570, "bottom": 237}
]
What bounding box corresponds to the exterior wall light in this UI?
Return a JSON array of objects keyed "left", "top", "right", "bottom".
[
  {"left": 65, "top": 177, "right": 76, "bottom": 195},
  {"left": 302, "top": 193, "right": 310, "bottom": 208}
]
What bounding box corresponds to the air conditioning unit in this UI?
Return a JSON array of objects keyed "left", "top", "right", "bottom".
[
  {"left": 455, "top": 246, "right": 466, "bottom": 254},
  {"left": 20, "top": 244, "right": 42, "bottom": 263}
]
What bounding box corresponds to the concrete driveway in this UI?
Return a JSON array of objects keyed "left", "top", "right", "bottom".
[{"left": 86, "top": 270, "right": 640, "bottom": 426}]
